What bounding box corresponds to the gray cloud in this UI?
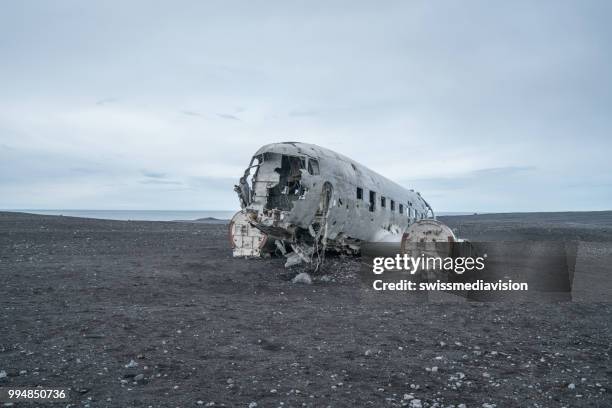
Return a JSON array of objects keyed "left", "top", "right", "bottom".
[
  {"left": 0, "top": 0, "right": 610, "bottom": 211},
  {"left": 180, "top": 110, "right": 202, "bottom": 117},
  {"left": 217, "top": 113, "right": 240, "bottom": 121},
  {"left": 188, "top": 176, "right": 237, "bottom": 190},
  {"left": 142, "top": 171, "right": 167, "bottom": 179}
]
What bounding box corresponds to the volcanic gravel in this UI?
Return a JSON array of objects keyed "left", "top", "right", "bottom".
[{"left": 0, "top": 211, "right": 611, "bottom": 407}]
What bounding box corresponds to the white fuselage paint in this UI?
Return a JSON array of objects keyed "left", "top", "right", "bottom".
[{"left": 241, "top": 142, "right": 433, "bottom": 246}]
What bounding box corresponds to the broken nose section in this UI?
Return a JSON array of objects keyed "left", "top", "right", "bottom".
[
  {"left": 272, "top": 238, "right": 312, "bottom": 268},
  {"left": 229, "top": 208, "right": 325, "bottom": 270},
  {"left": 254, "top": 212, "right": 322, "bottom": 269},
  {"left": 228, "top": 211, "right": 271, "bottom": 257}
]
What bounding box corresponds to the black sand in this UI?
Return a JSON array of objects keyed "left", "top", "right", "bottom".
[{"left": 0, "top": 211, "right": 610, "bottom": 407}]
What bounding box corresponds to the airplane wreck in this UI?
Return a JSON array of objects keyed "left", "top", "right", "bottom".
[{"left": 230, "top": 142, "right": 437, "bottom": 268}]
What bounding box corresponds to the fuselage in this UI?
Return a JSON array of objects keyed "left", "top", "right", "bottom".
[{"left": 236, "top": 142, "right": 433, "bottom": 249}]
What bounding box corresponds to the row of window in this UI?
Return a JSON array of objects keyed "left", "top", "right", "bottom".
[{"left": 356, "top": 187, "right": 421, "bottom": 217}]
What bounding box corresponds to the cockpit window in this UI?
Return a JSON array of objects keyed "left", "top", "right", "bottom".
[
  {"left": 308, "top": 159, "right": 320, "bottom": 175},
  {"left": 250, "top": 155, "right": 262, "bottom": 179},
  {"left": 265, "top": 155, "right": 306, "bottom": 211}
]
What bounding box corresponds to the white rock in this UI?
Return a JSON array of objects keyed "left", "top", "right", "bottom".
[
  {"left": 567, "top": 383, "right": 576, "bottom": 390},
  {"left": 410, "top": 399, "right": 422, "bottom": 408},
  {"left": 292, "top": 272, "right": 312, "bottom": 284},
  {"left": 403, "top": 394, "right": 414, "bottom": 400},
  {"left": 285, "top": 253, "right": 303, "bottom": 268},
  {"left": 125, "top": 360, "right": 138, "bottom": 368},
  {"left": 248, "top": 403, "right": 258, "bottom": 408},
  {"left": 0, "top": 371, "right": 7, "bottom": 379},
  {"left": 196, "top": 401, "right": 204, "bottom": 405}
]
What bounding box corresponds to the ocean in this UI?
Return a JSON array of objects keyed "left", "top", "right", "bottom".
[
  {"left": 3, "top": 209, "right": 474, "bottom": 222},
  {"left": 5, "top": 210, "right": 238, "bottom": 222}
]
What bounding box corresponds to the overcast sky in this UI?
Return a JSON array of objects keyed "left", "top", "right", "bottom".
[{"left": 1, "top": 1, "right": 610, "bottom": 212}]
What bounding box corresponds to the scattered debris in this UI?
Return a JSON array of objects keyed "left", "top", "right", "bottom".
[{"left": 292, "top": 272, "right": 312, "bottom": 284}]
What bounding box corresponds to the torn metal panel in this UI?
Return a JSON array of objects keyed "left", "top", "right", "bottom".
[
  {"left": 230, "top": 142, "right": 436, "bottom": 267},
  {"left": 228, "top": 211, "right": 269, "bottom": 257}
]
